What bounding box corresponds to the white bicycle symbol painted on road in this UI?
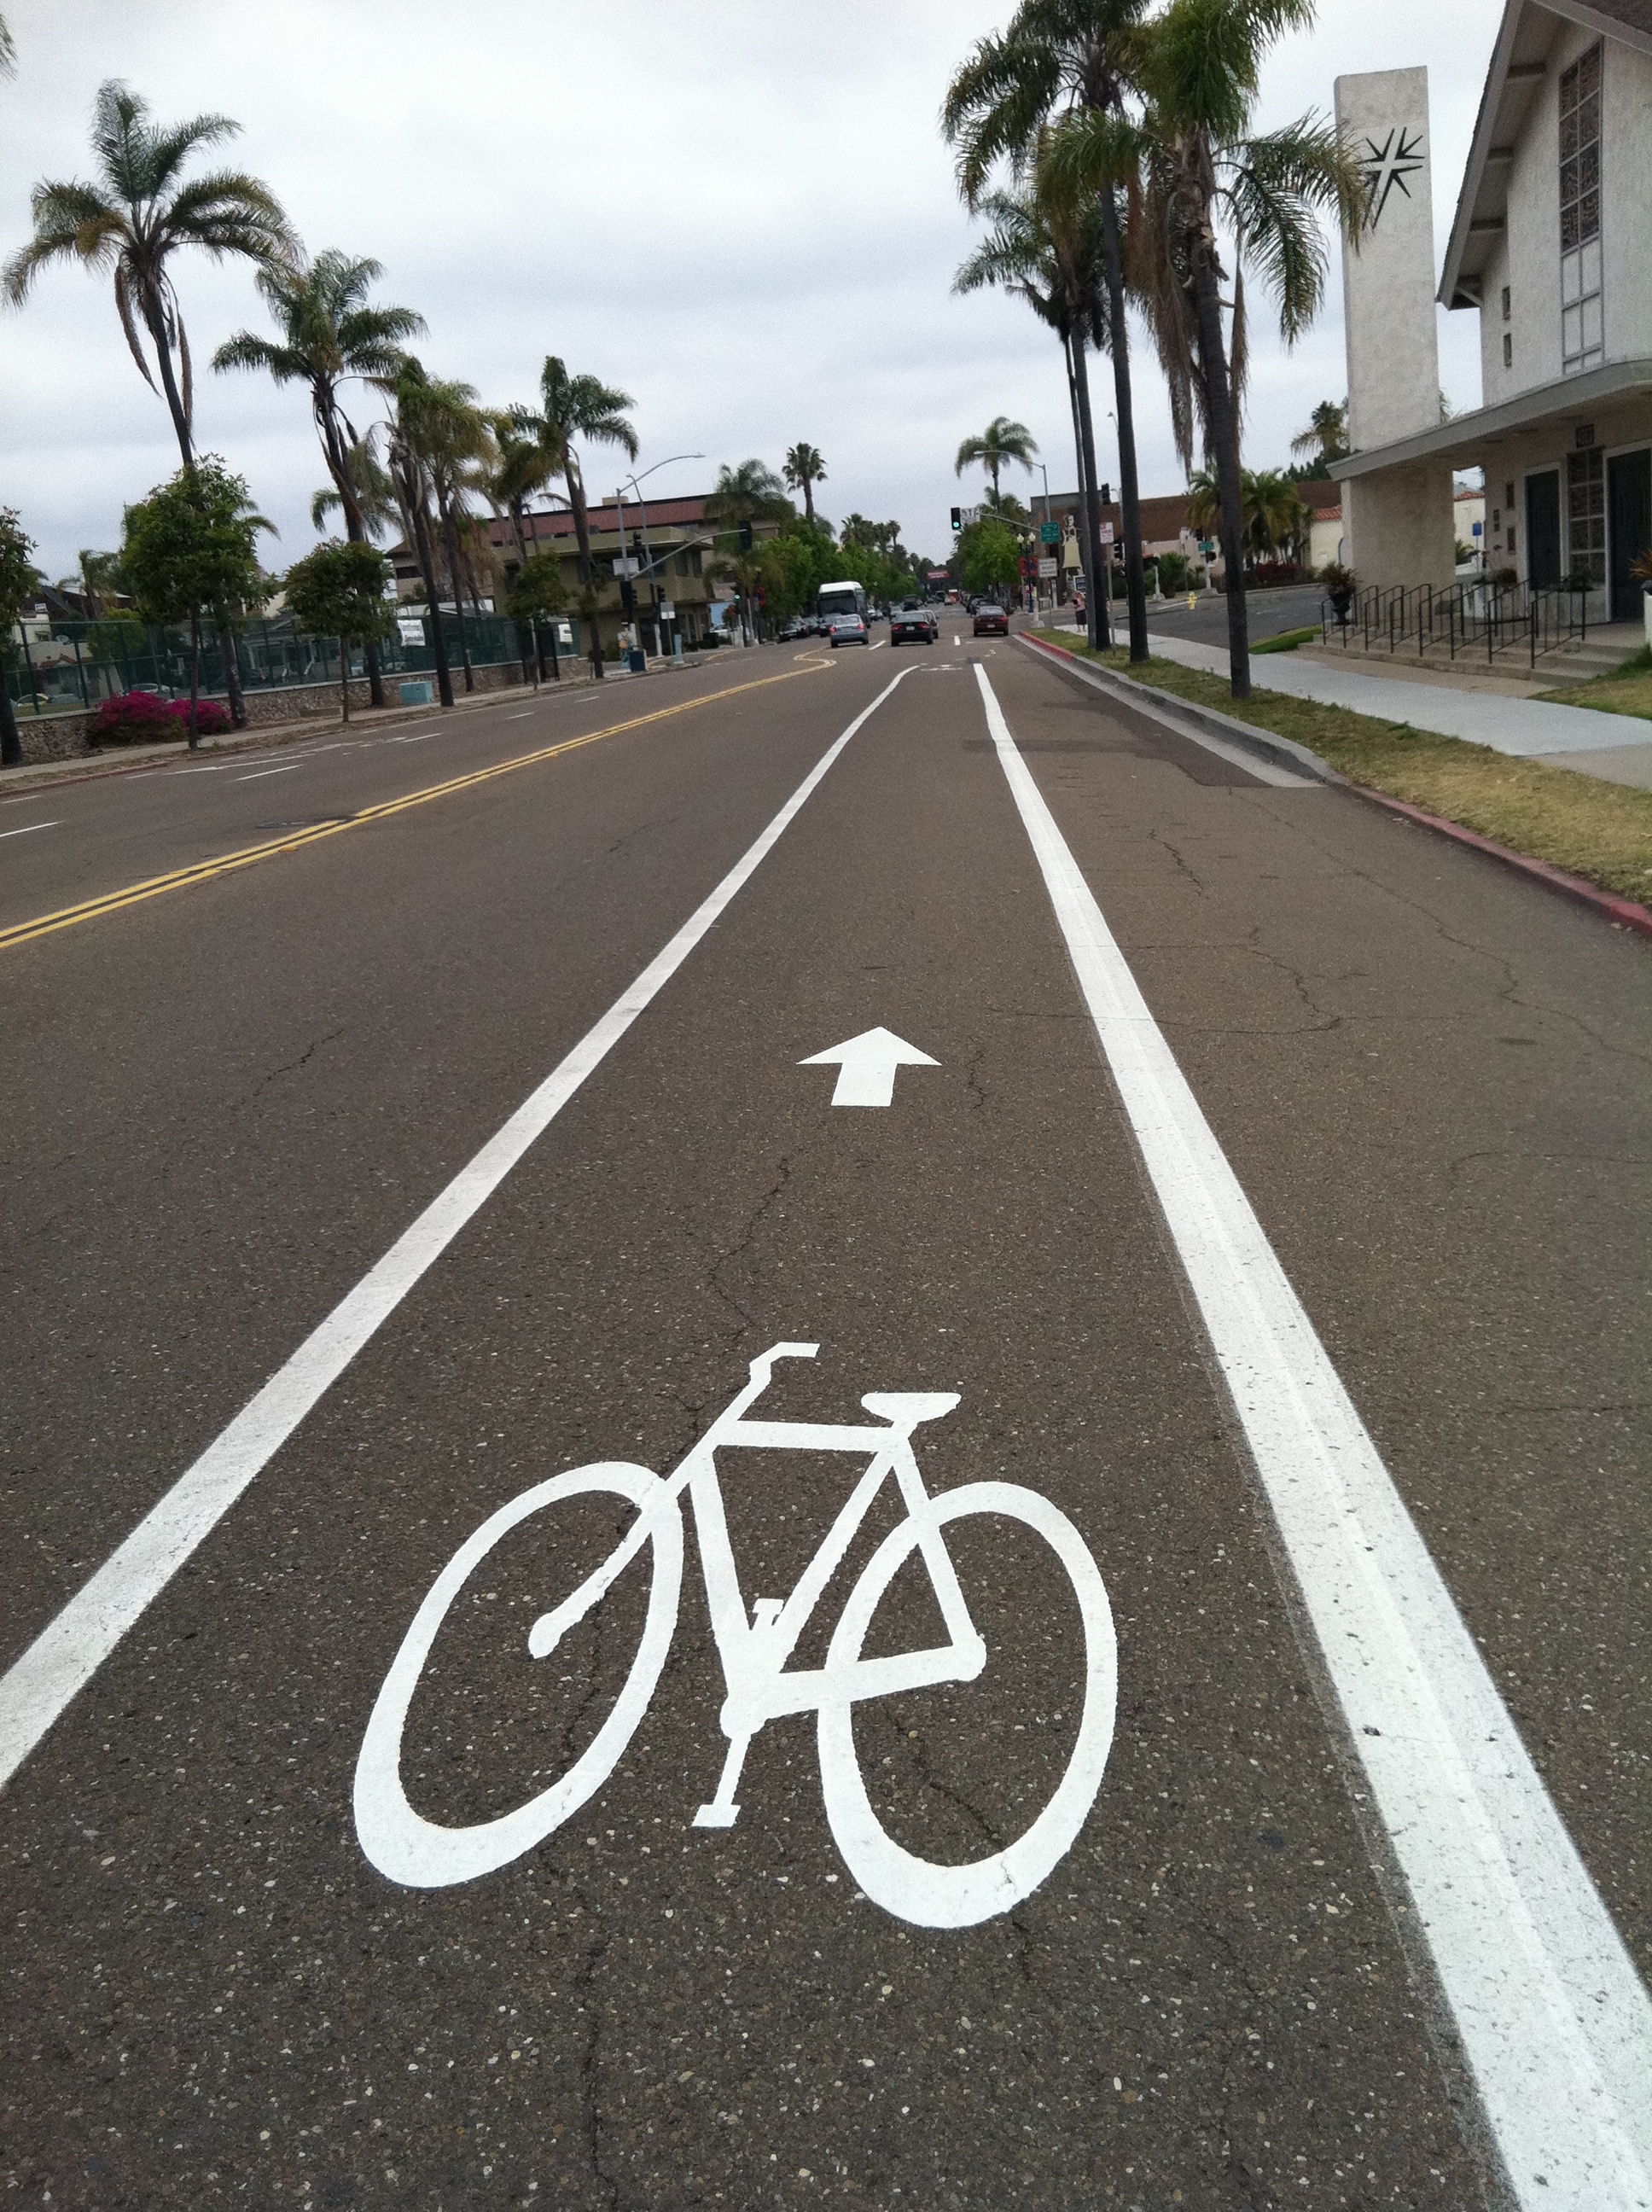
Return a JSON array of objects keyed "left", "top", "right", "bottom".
[{"left": 355, "top": 1343, "right": 1117, "bottom": 1927}]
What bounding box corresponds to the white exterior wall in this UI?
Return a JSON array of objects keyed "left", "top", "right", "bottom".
[
  {"left": 1480, "top": 21, "right": 1652, "bottom": 408},
  {"left": 1335, "top": 67, "right": 1442, "bottom": 452},
  {"left": 1602, "top": 32, "right": 1652, "bottom": 363}
]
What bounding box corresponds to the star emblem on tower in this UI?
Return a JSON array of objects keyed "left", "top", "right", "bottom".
[{"left": 1360, "top": 126, "right": 1426, "bottom": 229}]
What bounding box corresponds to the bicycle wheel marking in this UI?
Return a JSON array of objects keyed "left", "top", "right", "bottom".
[{"left": 352, "top": 1343, "right": 1118, "bottom": 1924}]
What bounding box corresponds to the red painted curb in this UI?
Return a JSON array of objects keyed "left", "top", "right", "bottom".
[
  {"left": 1019, "top": 631, "right": 1652, "bottom": 941},
  {"left": 1352, "top": 788, "right": 1652, "bottom": 938}
]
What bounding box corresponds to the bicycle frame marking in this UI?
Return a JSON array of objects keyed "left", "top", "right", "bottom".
[
  {"left": 529, "top": 1344, "right": 985, "bottom": 1827},
  {"left": 356, "top": 1341, "right": 1116, "bottom": 1924}
]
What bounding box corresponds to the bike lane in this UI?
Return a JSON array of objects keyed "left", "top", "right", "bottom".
[{"left": 3, "top": 646, "right": 1542, "bottom": 2208}]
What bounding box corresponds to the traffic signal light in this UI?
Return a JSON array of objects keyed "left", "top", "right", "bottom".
[
  {"left": 738, "top": 521, "right": 753, "bottom": 550},
  {"left": 950, "top": 507, "right": 962, "bottom": 533},
  {"left": 1100, "top": 482, "right": 1111, "bottom": 505}
]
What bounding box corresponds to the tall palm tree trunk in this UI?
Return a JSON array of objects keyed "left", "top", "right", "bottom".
[
  {"left": 0, "top": 682, "right": 21, "bottom": 770},
  {"left": 1188, "top": 246, "right": 1250, "bottom": 699},
  {"left": 1070, "top": 334, "right": 1110, "bottom": 651},
  {"left": 568, "top": 470, "right": 604, "bottom": 680},
  {"left": 1099, "top": 191, "right": 1148, "bottom": 664},
  {"left": 439, "top": 495, "right": 474, "bottom": 693},
  {"left": 186, "top": 608, "right": 201, "bottom": 751},
  {"left": 321, "top": 421, "right": 387, "bottom": 708},
  {"left": 408, "top": 499, "right": 453, "bottom": 709},
  {"left": 1062, "top": 331, "right": 1088, "bottom": 620},
  {"left": 802, "top": 479, "right": 815, "bottom": 526}
]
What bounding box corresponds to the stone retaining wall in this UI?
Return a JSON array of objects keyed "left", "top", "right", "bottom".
[{"left": 11, "top": 658, "right": 544, "bottom": 765}]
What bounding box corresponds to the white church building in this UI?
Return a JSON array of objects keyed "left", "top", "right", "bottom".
[{"left": 1336, "top": 0, "right": 1651, "bottom": 624}]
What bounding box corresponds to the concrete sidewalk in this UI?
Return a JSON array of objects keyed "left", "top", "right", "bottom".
[{"left": 1146, "top": 631, "right": 1652, "bottom": 790}]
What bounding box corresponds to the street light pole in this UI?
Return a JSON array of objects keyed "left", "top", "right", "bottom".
[{"left": 620, "top": 452, "right": 704, "bottom": 660}]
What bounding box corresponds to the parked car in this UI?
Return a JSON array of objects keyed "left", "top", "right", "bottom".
[
  {"left": 889, "top": 604, "right": 938, "bottom": 647},
  {"left": 972, "top": 602, "right": 1009, "bottom": 637},
  {"left": 829, "top": 611, "right": 870, "bottom": 649},
  {"left": 777, "top": 617, "right": 807, "bottom": 641}
]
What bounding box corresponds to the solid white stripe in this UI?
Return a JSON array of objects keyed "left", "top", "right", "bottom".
[
  {"left": 973, "top": 662, "right": 1651, "bottom": 2212},
  {"left": 0, "top": 667, "right": 915, "bottom": 1793}
]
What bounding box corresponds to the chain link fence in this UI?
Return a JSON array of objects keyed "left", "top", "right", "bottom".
[{"left": 4, "top": 608, "right": 582, "bottom": 719}]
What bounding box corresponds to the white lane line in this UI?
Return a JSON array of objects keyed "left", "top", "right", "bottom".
[
  {"left": 973, "top": 662, "right": 1652, "bottom": 2212},
  {"left": 507, "top": 710, "right": 533, "bottom": 719},
  {"left": 0, "top": 820, "right": 59, "bottom": 840},
  {"left": 235, "top": 762, "right": 305, "bottom": 782},
  {"left": 0, "top": 665, "right": 917, "bottom": 1796},
  {"left": 387, "top": 733, "right": 429, "bottom": 745}
]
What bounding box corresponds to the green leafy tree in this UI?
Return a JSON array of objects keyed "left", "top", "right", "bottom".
[
  {"left": 707, "top": 462, "right": 792, "bottom": 640},
  {"left": 782, "top": 442, "right": 828, "bottom": 525},
  {"left": 214, "top": 250, "right": 423, "bottom": 707},
  {"left": 280, "top": 539, "right": 393, "bottom": 723},
  {"left": 1058, "top": 0, "right": 1364, "bottom": 697},
  {"left": 0, "top": 507, "right": 43, "bottom": 765},
  {"left": 945, "top": 0, "right": 1155, "bottom": 661},
  {"left": 531, "top": 358, "right": 637, "bottom": 678},
  {"left": 1188, "top": 465, "right": 1306, "bottom": 568},
  {"left": 503, "top": 551, "right": 567, "bottom": 684},
  {"left": 5, "top": 83, "right": 294, "bottom": 726},
  {"left": 59, "top": 548, "right": 127, "bottom": 618},
  {"left": 959, "top": 515, "right": 1024, "bottom": 599},
  {"left": 121, "top": 459, "right": 272, "bottom": 745},
  {"left": 954, "top": 416, "right": 1038, "bottom": 503}
]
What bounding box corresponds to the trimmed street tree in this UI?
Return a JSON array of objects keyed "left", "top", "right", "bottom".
[
  {"left": 0, "top": 507, "right": 42, "bottom": 767},
  {"left": 281, "top": 539, "right": 394, "bottom": 724},
  {"left": 503, "top": 552, "right": 567, "bottom": 686},
  {"left": 959, "top": 515, "right": 1025, "bottom": 600},
  {"left": 121, "top": 459, "right": 270, "bottom": 747}
]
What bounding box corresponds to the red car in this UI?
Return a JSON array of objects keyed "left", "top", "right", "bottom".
[{"left": 972, "top": 602, "right": 1009, "bottom": 637}]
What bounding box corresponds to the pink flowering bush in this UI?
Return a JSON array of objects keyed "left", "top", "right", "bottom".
[{"left": 90, "top": 691, "right": 232, "bottom": 745}]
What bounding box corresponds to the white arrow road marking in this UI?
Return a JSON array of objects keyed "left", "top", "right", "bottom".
[
  {"left": 800, "top": 1027, "right": 938, "bottom": 1109},
  {"left": 0, "top": 667, "right": 918, "bottom": 1794},
  {"left": 973, "top": 661, "right": 1652, "bottom": 2212}
]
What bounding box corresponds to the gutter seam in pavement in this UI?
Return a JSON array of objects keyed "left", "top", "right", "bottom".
[{"left": 1017, "top": 632, "right": 1652, "bottom": 943}]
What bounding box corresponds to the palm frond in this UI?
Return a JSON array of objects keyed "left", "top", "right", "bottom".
[{"left": 111, "top": 259, "right": 160, "bottom": 391}]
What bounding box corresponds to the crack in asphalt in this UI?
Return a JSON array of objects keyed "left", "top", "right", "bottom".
[{"left": 704, "top": 1153, "right": 794, "bottom": 1346}]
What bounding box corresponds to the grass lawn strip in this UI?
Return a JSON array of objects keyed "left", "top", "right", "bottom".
[
  {"left": 1252, "top": 625, "right": 1320, "bottom": 654},
  {"left": 1536, "top": 643, "right": 1652, "bottom": 723},
  {"left": 1027, "top": 631, "right": 1652, "bottom": 908}
]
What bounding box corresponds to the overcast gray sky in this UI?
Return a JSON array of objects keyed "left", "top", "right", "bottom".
[{"left": 2, "top": 0, "right": 1504, "bottom": 581}]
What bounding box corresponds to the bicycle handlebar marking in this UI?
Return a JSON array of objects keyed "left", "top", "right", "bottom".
[{"left": 354, "top": 1342, "right": 1117, "bottom": 1927}]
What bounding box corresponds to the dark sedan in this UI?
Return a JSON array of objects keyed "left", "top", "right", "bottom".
[
  {"left": 972, "top": 602, "right": 1009, "bottom": 637},
  {"left": 889, "top": 605, "right": 938, "bottom": 647}
]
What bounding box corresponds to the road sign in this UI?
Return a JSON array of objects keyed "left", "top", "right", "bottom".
[
  {"left": 799, "top": 1027, "right": 938, "bottom": 1109},
  {"left": 660, "top": 598, "right": 675, "bottom": 618},
  {"left": 1038, "top": 558, "right": 1058, "bottom": 579},
  {"left": 1099, "top": 523, "right": 1114, "bottom": 544},
  {"left": 1039, "top": 522, "right": 1061, "bottom": 545}
]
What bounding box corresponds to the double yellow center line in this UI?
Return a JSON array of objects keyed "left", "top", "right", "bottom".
[{"left": 1, "top": 661, "right": 828, "bottom": 955}]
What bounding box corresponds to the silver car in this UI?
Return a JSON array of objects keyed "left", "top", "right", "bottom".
[{"left": 829, "top": 612, "right": 869, "bottom": 648}]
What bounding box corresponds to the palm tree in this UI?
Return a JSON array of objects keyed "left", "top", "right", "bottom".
[
  {"left": 533, "top": 358, "right": 637, "bottom": 678},
  {"left": 215, "top": 251, "right": 423, "bottom": 705},
  {"left": 782, "top": 442, "right": 828, "bottom": 526},
  {"left": 5, "top": 81, "right": 295, "bottom": 725},
  {"left": 1290, "top": 397, "right": 1347, "bottom": 478},
  {"left": 1187, "top": 465, "right": 1306, "bottom": 568},
  {"left": 383, "top": 360, "right": 454, "bottom": 709},
  {"left": 706, "top": 463, "right": 790, "bottom": 643},
  {"left": 1057, "top": 0, "right": 1364, "bottom": 698},
  {"left": 0, "top": 12, "right": 15, "bottom": 76},
  {"left": 394, "top": 373, "right": 496, "bottom": 693},
  {"left": 955, "top": 416, "right": 1038, "bottom": 504},
  {"left": 488, "top": 409, "right": 558, "bottom": 575},
  {"left": 944, "top": 0, "right": 1154, "bottom": 661},
  {"left": 311, "top": 441, "right": 398, "bottom": 539},
  {"left": 953, "top": 175, "right": 1113, "bottom": 647}
]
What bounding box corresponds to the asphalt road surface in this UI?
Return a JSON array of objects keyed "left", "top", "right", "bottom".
[{"left": 3, "top": 630, "right": 1648, "bottom": 2211}]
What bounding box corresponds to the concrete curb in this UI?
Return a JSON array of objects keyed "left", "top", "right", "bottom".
[
  {"left": 1352, "top": 789, "right": 1652, "bottom": 939},
  {"left": 1017, "top": 630, "right": 1652, "bottom": 942},
  {"left": 1016, "top": 630, "right": 1339, "bottom": 784}
]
